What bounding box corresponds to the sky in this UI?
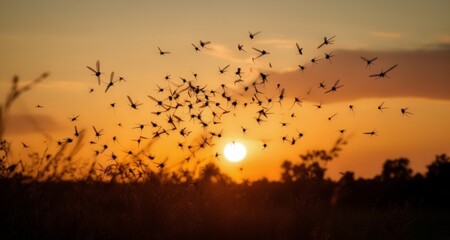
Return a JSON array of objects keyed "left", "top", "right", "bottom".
[{"left": 1, "top": 0, "right": 450, "bottom": 181}]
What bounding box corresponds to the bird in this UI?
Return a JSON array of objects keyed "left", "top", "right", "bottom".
[
  {"left": 104, "top": 72, "right": 118, "bottom": 93},
  {"left": 317, "top": 35, "right": 336, "bottom": 49},
  {"left": 314, "top": 101, "right": 323, "bottom": 109},
  {"left": 248, "top": 31, "right": 261, "bottom": 39},
  {"left": 219, "top": 64, "right": 230, "bottom": 74},
  {"left": 364, "top": 130, "right": 378, "bottom": 136},
  {"left": 252, "top": 47, "right": 270, "bottom": 59},
  {"left": 199, "top": 40, "right": 211, "bottom": 48},
  {"left": 349, "top": 105, "right": 355, "bottom": 114},
  {"left": 158, "top": 47, "right": 171, "bottom": 56},
  {"left": 310, "top": 56, "right": 321, "bottom": 64},
  {"left": 328, "top": 113, "right": 338, "bottom": 121},
  {"left": 69, "top": 115, "right": 80, "bottom": 122},
  {"left": 237, "top": 44, "right": 246, "bottom": 52},
  {"left": 369, "top": 64, "right": 398, "bottom": 79},
  {"left": 324, "top": 79, "right": 344, "bottom": 94},
  {"left": 127, "top": 95, "right": 142, "bottom": 110},
  {"left": 378, "top": 101, "right": 388, "bottom": 112},
  {"left": 191, "top": 43, "right": 200, "bottom": 52},
  {"left": 401, "top": 107, "right": 413, "bottom": 117},
  {"left": 92, "top": 125, "right": 104, "bottom": 139},
  {"left": 324, "top": 51, "right": 335, "bottom": 63},
  {"left": 360, "top": 56, "right": 378, "bottom": 68},
  {"left": 86, "top": 60, "right": 102, "bottom": 85},
  {"left": 298, "top": 64, "right": 307, "bottom": 72},
  {"left": 295, "top": 43, "right": 303, "bottom": 55}
]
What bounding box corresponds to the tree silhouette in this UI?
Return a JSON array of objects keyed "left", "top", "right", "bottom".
[
  {"left": 281, "top": 138, "right": 347, "bottom": 182},
  {"left": 381, "top": 158, "right": 413, "bottom": 181},
  {"left": 426, "top": 154, "right": 450, "bottom": 182},
  {"left": 199, "top": 162, "right": 232, "bottom": 184}
]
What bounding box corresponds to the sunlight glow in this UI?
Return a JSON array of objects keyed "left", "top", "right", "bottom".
[{"left": 224, "top": 142, "right": 247, "bottom": 162}]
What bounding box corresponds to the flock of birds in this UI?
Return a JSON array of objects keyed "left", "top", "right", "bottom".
[{"left": 27, "top": 31, "right": 412, "bottom": 174}]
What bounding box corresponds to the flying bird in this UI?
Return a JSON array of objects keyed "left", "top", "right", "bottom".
[
  {"left": 86, "top": 60, "right": 102, "bottom": 85},
  {"left": 361, "top": 56, "right": 378, "bottom": 68},
  {"left": 199, "top": 40, "right": 211, "bottom": 48},
  {"left": 324, "top": 51, "right": 335, "bottom": 63},
  {"left": 158, "top": 47, "right": 171, "bottom": 56},
  {"left": 364, "top": 130, "right": 378, "bottom": 136},
  {"left": 369, "top": 64, "right": 398, "bottom": 79},
  {"left": 401, "top": 107, "right": 413, "bottom": 117},
  {"left": 252, "top": 47, "right": 270, "bottom": 59},
  {"left": 317, "top": 35, "right": 336, "bottom": 49},
  {"left": 127, "top": 95, "right": 142, "bottom": 110},
  {"left": 295, "top": 43, "right": 303, "bottom": 55},
  {"left": 324, "top": 79, "right": 344, "bottom": 94},
  {"left": 237, "top": 44, "right": 246, "bottom": 52},
  {"left": 377, "top": 101, "right": 388, "bottom": 112},
  {"left": 104, "top": 72, "right": 118, "bottom": 93},
  {"left": 219, "top": 64, "right": 230, "bottom": 74},
  {"left": 69, "top": 115, "right": 80, "bottom": 122},
  {"left": 248, "top": 31, "right": 261, "bottom": 39},
  {"left": 191, "top": 43, "right": 200, "bottom": 52}
]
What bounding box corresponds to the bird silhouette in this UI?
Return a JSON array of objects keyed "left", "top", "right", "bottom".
[
  {"left": 370, "top": 64, "right": 398, "bottom": 79},
  {"left": 317, "top": 35, "right": 336, "bottom": 49},
  {"left": 248, "top": 31, "right": 261, "bottom": 39},
  {"left": 401, "top": 107, "right": 413, "bottom": 117},
  {"left": 378, "top": 101, "right": 388, "bottom": 112},
  {"left": 158, "top": 47, "right": 171, "bottom": 56},
  {"left": 364, "top": 130, "right": 378, "bottom": 136},
  {"left": 86, "top": 60, "right": 102, "bottom": 85},
  {"left": 237, "top": 44, "right": 247, "bottom": 52},
  {"left": 191, "top": 43, "right": 200, "bottom": 52},
  {"left": 324, "top": 79, "right": 344, "bottom": 94},
  {"left": 252, "top": 47, "right": 270, "bottom": 59},
  {"left": 295, "top": 43, "right": 303, "bottom": 55},
  {"left": 361, "top": 56, "right": 378, "bottom": 68},
  {"left": 126, "top": 95, "right": 142, "bottom": 110}
]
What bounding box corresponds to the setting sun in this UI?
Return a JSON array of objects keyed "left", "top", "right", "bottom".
[{"left": 224, "top": 142, "right": 247, "bottom": 162}]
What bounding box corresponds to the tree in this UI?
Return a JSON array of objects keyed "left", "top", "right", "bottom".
[
  {"left": 426, "top": 154, "right": 450, "bottom": 182},
  {"left": 280, "top": 137, "right": 347, "bottom": 183},
  {"left": 198, "top": 163, "right": 232, "bottom": 184},
  {"left": 381, "top": 158, "right": 413, "bottom": 181}
]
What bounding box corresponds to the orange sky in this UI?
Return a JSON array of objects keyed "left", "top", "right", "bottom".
[{"left": 1, "top": 0, "right": 450, "bottom": 181}]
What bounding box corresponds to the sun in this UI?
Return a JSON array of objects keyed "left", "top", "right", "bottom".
[{"left": 224, "top": 142, "right": 247, "bottom": 162}]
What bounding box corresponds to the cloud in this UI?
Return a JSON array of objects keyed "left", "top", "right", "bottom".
[
  {"left": 204, "top": 43, "right": 251, "bottom": 64},
  {"left": 436, "top": 34, "right": 450, "bottom": 44},
  {"left": 4, "top": 113, "right": 65, "bottom": 135},
  {"left": 265, "top": 47, "right": 450, "bottom": 102},
  {"left": 369, "top": 31, "right": 403, "bottom": 39},
  {"left": 255, "top": 38, "right": 297, "bottom": 49},
  {"left": 40, "top": 80, "right": 88, "bottom": 91}
]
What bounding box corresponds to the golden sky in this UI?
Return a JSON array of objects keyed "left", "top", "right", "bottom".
[{"left": 1, "top": 0, "right": 450, "bottom": 181}]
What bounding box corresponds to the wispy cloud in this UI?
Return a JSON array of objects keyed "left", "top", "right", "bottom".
[
  {"left": 436, "top": 34, "right": 450, "bottom": 44},
  {"left": 369, "top": 31, "right": 403, "bottom": 39},
  {"left": 267, "top": 48, "right": 450, "bottom": 102},
  {"left": 204, "top": 43, "right": 251, "bottom": 64},
  {"left": 4, "top": 114, "right": 64, "bottom": 135},
  {"left": 255, "top": 38, "right": 297, "bottom": 49},
  {"left": 40, "top": 80, "right": 89, "bottom": 91}
]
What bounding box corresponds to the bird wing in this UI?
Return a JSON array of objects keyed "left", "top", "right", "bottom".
[
  {"left": 86, "top": 66, "right": 96, "bottom": 73},
  {"left": 385, "top": 64, "right": 398, "bottom": 73}
]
